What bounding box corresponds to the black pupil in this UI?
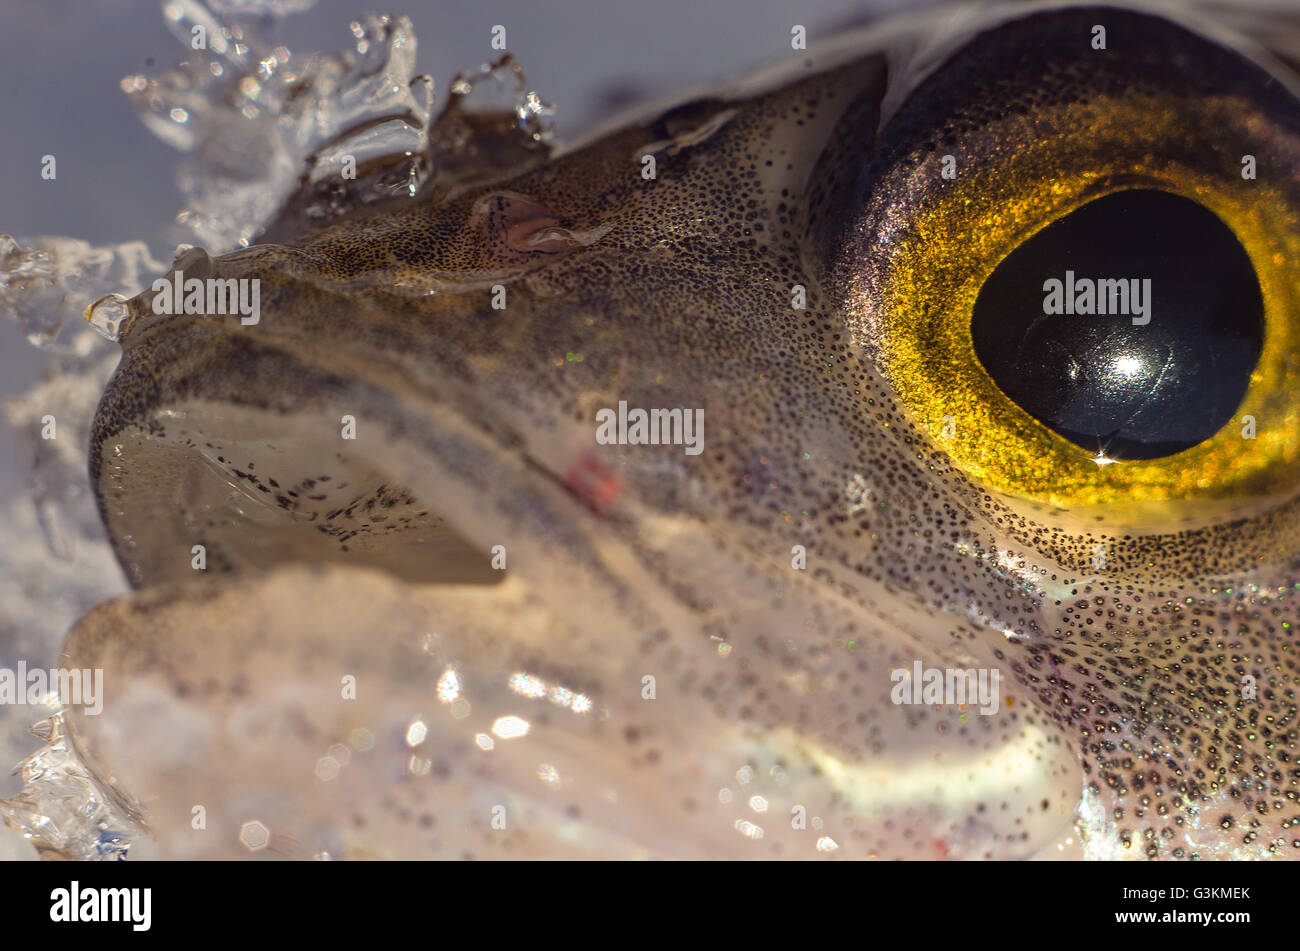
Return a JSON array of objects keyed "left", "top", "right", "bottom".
[{"left": 971, "top": 189, "right": 1263, "bottom": 460}]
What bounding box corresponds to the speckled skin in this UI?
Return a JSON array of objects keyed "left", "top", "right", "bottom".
[{"left": 61, "top": 2, "right": 1300, "bottom": 859}]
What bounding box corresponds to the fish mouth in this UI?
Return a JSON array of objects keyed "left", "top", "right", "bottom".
[
  {"left": 48, "top": 557, "right": 1084, "bottom": 860},
  {"left": 72, "top": 294, "right": 1089, "bottom": 860},
  {"left": 90, "top": 310, "right": 533, "bottom": 590},
  {"left": 97, "top": 396, "right": 501, "bottom": 588}
]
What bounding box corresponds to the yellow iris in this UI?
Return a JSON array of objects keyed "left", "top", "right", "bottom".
[{"left": 868, "top": 94, "right": 1300, "bottom": 508}]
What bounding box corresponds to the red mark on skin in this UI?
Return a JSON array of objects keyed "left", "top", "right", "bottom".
[
  {"left": 564, "top": 451, "right": 621, "bottom": 512},
  {"left": 932, "top": 837, "right": 950, "bottom": 860}
]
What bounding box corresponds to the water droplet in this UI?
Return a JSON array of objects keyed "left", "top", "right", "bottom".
[
  {"left": 448, "top": 55, "right": 529, "bottom": 113},
  {"left": 0, "top": 235, "right": 160, "bottom": 352},
  {"left": 517, "top": 91, "right": 556, "bottom": 145},
  {"left": 84, "top": 294, "right": 131, "bottom": 342},
  {"left": 0, "top": 713, "right": 144, "bottom": 860},
  {"left": 129, "top": 6, "right": 437, "bottom": 250},
  {"left": 427, "top": 54, "right": 555, "bottom": 188}
]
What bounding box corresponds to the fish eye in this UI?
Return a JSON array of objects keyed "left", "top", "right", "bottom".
[
  {"left": 971, "top": 188, "right": 1264, "bottom": 460},
  {"left": 833, "top": 5, "right": 1300, "bottom": 508}
]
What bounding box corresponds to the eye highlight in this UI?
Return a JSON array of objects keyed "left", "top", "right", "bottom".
[{"left": 836, "top": 7, "right": 1300, "bottom": 508}]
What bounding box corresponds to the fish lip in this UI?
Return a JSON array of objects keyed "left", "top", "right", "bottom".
[{"left": 90, "top": 295, "right": 631, "bottom": 591}]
